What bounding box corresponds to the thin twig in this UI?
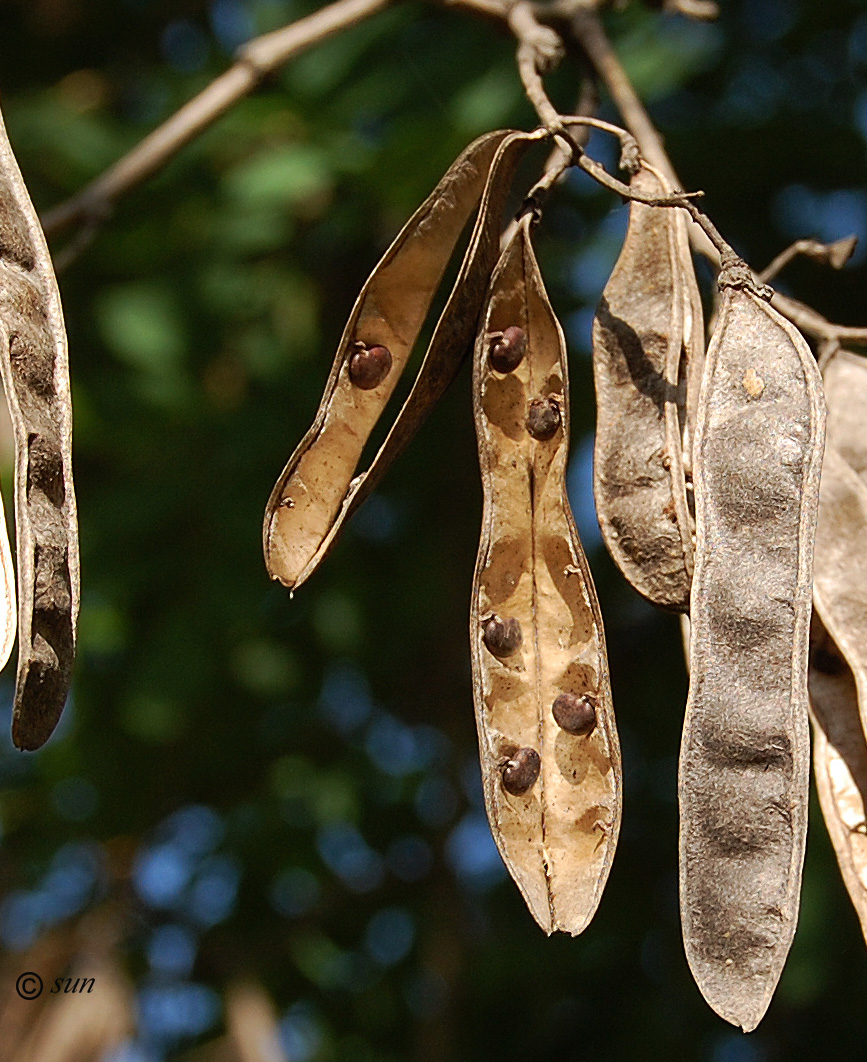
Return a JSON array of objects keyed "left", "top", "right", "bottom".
[
  {"left": 502, "top": 78, "right": 598, "bottom": 245},
  {"left": 758, "top": 236, "right": 858, "bottom": 284},
  {"left": 569, "top": 7, "right": 720, "bottom": 264},
  {"left": 42, "top": 0, "right": 395, "bottom": 241},
  {"left": 770, "top": 292, "right": 867, "bottom": 346},
  {"left": 509, "top": 1, "right": 566, "bottom": 129},
  {"left": 506, "top": 4, "right": 705, "bottom": 214},
  {"left": 569, "top": 9, "right": 676, "bottom": 186},
  {"left": 507, "top": 0, "right": 867, "bottom": 344}
]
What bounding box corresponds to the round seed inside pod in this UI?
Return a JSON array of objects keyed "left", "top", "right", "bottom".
[
  {"left": 349, "top": 343, "right": 392, "bottom": 390},
  {"left": 552, "top": 693, "right": 598, "bottom": 736},
  {"left": 489, "top": 326, "right": 527, "bottom": 374},
  {"left": 526, "top": 397, "right": 561, "bottom": 440},
  {"left": 482, "top": 615, "right": 522, "bottom": 657},
  {"left": 502, "top": 747, "right": 541, "bottom": 795}
]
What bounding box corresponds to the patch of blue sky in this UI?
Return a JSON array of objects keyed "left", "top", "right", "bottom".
[
  {"left": 280, "top": 1001, "right": 323, "bottom": 1062},
  {"left": 774, "top": 185, "right": 867, "bottom": 265},
  {"left": 186, "top": 854, "right": 241, "bottom": 926},
  {"left": 445, "top": 811, "right": 506, "bottom": 892},
  {"left": 137, "top": 982, "right": 221, "bottom": 1046},
  {"left": 363, "top": 906, "right": 415, "bottom": 966},
  {"left": 318, "top": 660, "right": 373, "bottom": 734},
  {"left": 157, "top": 805, "right": 224, "bottom": 856},
  {"left": 133, "top": 844, "right": 197, "bottom": 910},
  {"left": 567, "top": 433, "right": 603, "bottom": 553},
  {"left": 160, "top": 20, "right": 209, "bottom": 74},
  {"left": 148, "top": 924, "right": 197, "bottom": 979},
  {"left": 316, "top": 821, "right": 384, "bottom": 893},
  {"left": 210, "top": 0, "right": 254, "bottom": 52}
]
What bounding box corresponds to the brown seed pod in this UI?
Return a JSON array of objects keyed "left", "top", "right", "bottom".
[
  {"left": 502, "top": 747, "right": 541, "bottom": 795},
  {"left": 526, "top": 396, "right": 560, "bottom": 441},
  {"left": 552, "top": 693, "right": 597, "bottom": 736},
  {"left": 810, "top": 348, "right": 867, "bottom": 941},
  {"left": 471, "top": 214, "right": 621, "bottom": 936},
  {"left": 348, "top": 344, "right": 392, "bottom": 390},
  {"left": 0, "top": 107, "right": 79, "bottom": 750},
  {"left": 488, "top": 325, "right": 527, "bottom": 374},
  {"left": 263, "top": 129, "right": 546, "bottom": 591},
  {"left": 809, "top": 615, "right": 867, "bottom": 946},
  {"left": 679, "top": 272, "right": 824, "bottom": 1031},
  {"left": 813, "top": 446, "right": 867, "bottom": 742},
  {"left": 482, "top": 615, "right": 522, "bottom": 657},
  {"left": 821, "top": 347, "right": 867, "bottom": 481},
  {"left": 592, "top": 163, "right": 703, "bottom": 611}
]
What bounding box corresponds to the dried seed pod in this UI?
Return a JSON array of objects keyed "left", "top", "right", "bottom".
[
  {"left": 552, "top": 693, "right": 597, "bottom": 736},
  {"left": 820, "top": 348, "right": 867, "bottom": 480},
  {"left": 482, "top": 615, "right": 522, "bottom": 658},
  {"left": 502, "top": 747, "right": 541, "bottom": 795},
  {"left": 809, "top": 616, "right": 867, "bottom": 945},
  {"left": 810, "top": 350, "right": 867, "bottom": 938},
  {"left": 812, "top": 446, "right": 867, "bottom": 741},
  {"left": 0, "top": 108, "right": 79, "bottom": 750},
  {"left": 488, "top": 325, "right": 527, "bottom": 374},
  {"left": 526, "top": 396, "right": 560, "bottom": 441},
  {"left": 679, "top": 269, "right": 825, "bottom": 1031},
  {"left": 264, "top": 129, "right": 546, "bottom": 590},
  {"left": 592, "top": 163, "right": 703, "bottom": 611},
  {"left": 471, "top": 214, "right": 621, "bottom": 936}
]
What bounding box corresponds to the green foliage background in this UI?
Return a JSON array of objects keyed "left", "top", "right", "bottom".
[{"left": 1, "top": 1, "right": 867, "bottom": 1059}]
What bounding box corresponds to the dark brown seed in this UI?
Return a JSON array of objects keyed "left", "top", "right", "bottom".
[
  {"left": 526, "top": 397, "right": 561, "bottom": 440},
  {"left": 502, "top": 747, "right": 541, "bottom": 795},
  {"left": 552, "top": 693, "right": 598, "bottom": 736},
  {"left": 489, "top": 325, "right": 527, "bottom": 374},
  {"left": 482, "top": 615, "right": 522, "bottom": 657},
  {"left": 348, "top": 344, "right": 392, "bottom": 390}
]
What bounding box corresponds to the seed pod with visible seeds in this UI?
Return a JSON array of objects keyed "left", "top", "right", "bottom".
[
  {"left": 809, "top": 615, "right": 867, "bottom": 945},
  {"left": 592, "top": 163, "right": 703, "bottom": 611},
  {"left": 263, "top": 129, "right": 546, "bottom": 591},
  {"left": 471, "top": 213, "right": 621, "bottom": 937},
  {"left": 0, "top": 107, "right": 79, "bottom": 750},
  {"left": 679, "top": 263, "right": 824, "bottom": 1031}
]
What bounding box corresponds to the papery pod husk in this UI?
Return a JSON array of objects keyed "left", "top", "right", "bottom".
[
  {"left": 811, "top": 347, "right": 867, "bottom": 937},
  {"left": 592, "top": 163, "right": 702, "bottom": 612},
  {"left": 820, "top": 347, "right": 867, "bottom": 480},
  {"left": 809, "top": 615, "right": 867, "bottom": 944},
  {"left": 812, "top": 446, "right": 867, "bottom": 742},
  {"left": 0, "top": 107, "right": 79, "bottom": 750},
  {"left": 679, "top": 272, "right": 824, "bottom": 1031},
  {"left": 264, "top": 129, "right": 546, "bottom": 590},
  {"left": 471, "top": 212, "right": 621, "bottom": 935}
]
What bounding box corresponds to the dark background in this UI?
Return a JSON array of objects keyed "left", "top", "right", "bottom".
[{"left": 0, "top": 1, "right": 866, "bottom": 1059}]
